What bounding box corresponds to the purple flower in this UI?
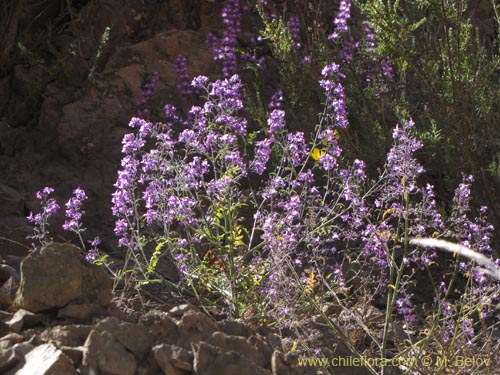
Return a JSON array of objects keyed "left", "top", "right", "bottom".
[
  {"left": 36, "top": 187, "right": 54, "bottom": 200},
  {"left": 289, "top": 16, "right": 301, "bottom": 48},
  {"left": 137, "top": 72, "right": 159, "bottom": 118},
  {"left": 164, "top": 104, "right": 179, "bottom": 121},
  {"left": 268, "top": 90, "right": 284, "bottom": 110},
  {"left": 385, "top": 119, "right": 424, "bottom": 194},
  {"left": 114, "top": 218, "right": 128, "bottom": 236},
  {"left": 252, "top": 138, "right": 273, "bottom": 175},
  {"left": 191, "top": 75, "right": 209, "bottom": 88},
  {"left": 268, "top": 109, "right": 286, "bottom": 135},
  {"left": 328, "top": 0, "right": 351, "bottom": 41},
  {"left": 121, "top": 133, "right": 145, "bottom": 154},
  {"left": 286, "top": 132, "right": 308, "bottom": 166},
  {"left": 62, "top": 187, "right": 88, "bottom": 233},
  {"left": 175, "top": 54, "right": 193, "bottom": 95},
  {"left": 321, "top": 63, "right": 340, "bottom": 77},
  {"left": 208, "top": 0, "right": 242, "bottom": 77},
  {"left": 27, "top": 187, "right": 60, "bottom": 247}
]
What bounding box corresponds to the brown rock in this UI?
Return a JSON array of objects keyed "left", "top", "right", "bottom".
[
  {"left": 140, "top": 309, "right": 179, "bottom": 346},
  {"left": 193, "top": 341, "right": 272, "bottom": 375},
  {"left": 60, "top": 346, "right": 85, "bottom": 367},
  {"left": 0, "top": 275, "right": 18, "bottom": 310},
  {"left": 39, "top": 325, "right": 92, "bottom": 347},
  {"left": 57, "top": 303, "right": 107, "bottom": 322},
  {"left": 217, "top": 320, "right": 253, "bottom": 338},
  {"left": 81, "top": 329, "right": 137, "bottom": 375},
  {"left": 208, "top": 331, "right": 266, "bottom": 368},
  {"left": 169, "top": 345, "right": 193, "bottom": 371},
  {"left": 0, "top": 341, "right": 34, "bottom": 373},
  {"left": 11, "top": 343, "right": 77, "bottom": 375},
  {"left": 0, "top": 183, "right": 24, "bottom": 217},
  {"left": 4, "top": 309, "right": 45, "bottom": 333},
  {"left": 271, "top": 351, "right": 318, "bottom": 375},
  {"left": 0, "top": 332, "right": 25, "bottom": 346},
  {"left": 95, "top": 316, "right": 152, "bottom": 360},
  {"left": 13, "top": 243, "right": 112, "bottom": 313},
  {"left": 153, "top": 344, "right": 191, "bottom": 375},
  {"left": 176, "top": 310, "right": 219, "bottom": 348},
  {"left": 169, "top": 303, "right": 199, "bottom": 318},
  {"left": 0, "top": 264, "right": 19, "bottom": 282}
]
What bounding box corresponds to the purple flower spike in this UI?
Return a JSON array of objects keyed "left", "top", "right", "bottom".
[
  {"left": 63, "top": 187, "right": 88, "bottom": 233},
  {"left": 27, "top": 187, "right": 60, "bottom": 247}
]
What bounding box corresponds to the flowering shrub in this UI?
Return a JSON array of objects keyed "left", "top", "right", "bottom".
[{"left": 25, "top": 0, "right": 500, "bottom": 372}]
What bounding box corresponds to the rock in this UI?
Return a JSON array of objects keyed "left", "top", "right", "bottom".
[
  {"left": 0, "top": 288, "right": 14, "bottom": 310},
  {"left": 0, "top": 264, "right": 19, "bottom": 282},
  {"left": 270, "top": 351, "right": 321, "bottom": 375},
  {"left": 81, "top": 329, "right": 137, "bottom": 375},
  {"left": 218, "top": 320, "right": 253, "bottom": 338},
  {"left": 95, "top": 316, "right": 152, "bottom": 360},
  {"left": 248, "top": 335, "right": 273, "bottom": 368},
  {"left": 9, "top": 343, "right": 77, "bottom": 375},
  {"left": 153, "top": 344, "right": 191, "bottom": 375},
  {"left": 0, "top": 183, "right": 24, "bottom": 217},
  {"left": 193, "top": 341, "right": 272, "bottom": 375},
  {"left": 140, "top": 309, "right": 179, "bottom": 346},
  {"left": 176, "top": 310, "right": 219, "bottom": 348},
  {"left": 57, "top": 303, "right": 107, "bottom": 322},
  {"left": 169, "top": 345, "right": 193, "bottom": 371},
  {"left": 13, "top": 243, "right": 112, "bottom": 313},
  {"left": 0, "top": 332, "right": 25, "bottom": 347},
  {"left": 0, "top": 275, "right": 17, "bottom": 310},
  {"left": 0, "top": 341, "right": 34, "bottom": 373},
  {"left": 169, "top": 303, "right": 199, "bottom": 318},
  {"left": 208, "top": 331, "right": 266, "bottom": 368},
  {"left": 0, "top": 309, "right": 11, "bottom": 320},
  {"left": 39, "top": 325, "right": 92, "bottom": 347},
  {"left": 60, "top": 346, "right": 85, "bottom": 367},
  {"left": 4, "top": 309, "right": 46, "bottom": 333}
]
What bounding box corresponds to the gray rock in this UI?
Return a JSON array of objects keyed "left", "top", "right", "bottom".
[
  {"left": 81, "top": 329, "right": 137, "bottom": 375},
  {"left": 13, "top": 243, "right": 112, "bottom": 313}
]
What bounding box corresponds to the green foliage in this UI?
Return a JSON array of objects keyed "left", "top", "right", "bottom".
[{"left": 358, "top": 0, "right": 500, "bottom": 189}]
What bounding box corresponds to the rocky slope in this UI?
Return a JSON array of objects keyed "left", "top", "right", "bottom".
[{"left": 0, "top": 242, "right": 316, "bottom": 375}]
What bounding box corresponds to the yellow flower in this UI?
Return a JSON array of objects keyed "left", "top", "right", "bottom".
[{"left": 310, "top": 147, "right": 326, "bottom": 161}]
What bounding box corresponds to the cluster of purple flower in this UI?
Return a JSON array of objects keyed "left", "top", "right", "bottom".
[
  {"left": 319, "top": 63, "right": 348, "bottom": 129},
  {"left": 27, "top": 187, "right": 60, "bottom": 247},
  {"left": 27, "top": 186, "right": 101, "bottom": 262},
  {"left": 207, "top": 0, "right": 242, "bottom": 77},
  {"left": 137, "top": 72, "right": 159, "bottom": 119},
  {"left": 288, "top": 16, "right": 301, "bottom": 49},
  {"left": 62, "top": 187, "right": 88, "bottom": 233},
  {"left": 328, "top": 0, "right": 351, "bottom": 41},
  {"left": 174, "top": 55, "right": 193, "bottom": 96}
]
